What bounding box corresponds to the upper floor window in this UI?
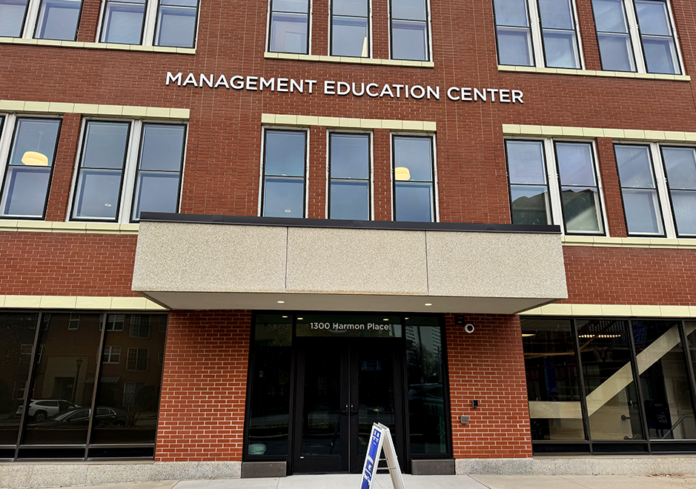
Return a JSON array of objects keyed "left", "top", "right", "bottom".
[
  {"left": 331, "top": 0, "right": 369, "bottom": 57},
  {"left": 493, "top": 0, "right": 582, "bottom": 69},
  {"left": 70, "top": 119, "right": 186, "bottom": 223},
  {"left": 100, "top": 0, "right": 199, "bottom": 47},
  {"left": 261, "top": 129, "right": 307, "bottom": 218},
  {"left": 1, "top": 0, "right": 83, "bottom": 40},
  {"left": 0, "top": 0, "right": 30, "bottom": 37},
  {"left": 591, "top": 0, "right": 682, "bottom": 74},
  {"left": 268, "top": 0, "right": 309, "bottom": 54},
  {"left": 392, "top": 135, "right": 435, "bottom": 222},
  {"left": 505, "top": 139, "right": 606, "bottom": 235},
  {"left": 390, "top": 0, "right": 430, "bottom": 61},
  {"left": 615, "top": 143, "right": 694, "bottom": 238},
  {"left": 329, "top": 132, "right": 371, "bottom": 220},
  {"left": 0, "top": 116, "right": 62, "bottom": 220}
]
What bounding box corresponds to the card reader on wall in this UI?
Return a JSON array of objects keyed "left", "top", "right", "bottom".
[{"left": 472, "top": 400, "right": 479, "bottom": 409}]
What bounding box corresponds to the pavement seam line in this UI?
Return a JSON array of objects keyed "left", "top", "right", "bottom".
[{"left": 468, "top": 474, "right": 495, "bottom": 489}]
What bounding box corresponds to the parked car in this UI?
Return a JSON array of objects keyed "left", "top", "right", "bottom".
[
  {"left": 15, "top": 400, "right": 76, "bottom": 421},
  {"left": 31, "top": 406, "right": 129, "bottom": 428}
]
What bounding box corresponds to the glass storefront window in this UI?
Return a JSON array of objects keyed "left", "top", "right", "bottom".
[
  {"left": 577, "top": 319, "right": 643, "bottom": 441},
  {"left": 90, "top": 314, "right": 167, "bottom": 445},
  {"left": 22, "top": 313, "right": 102, "bottom": 445},
  {"left": 521, "top": 318, "right": 585, "bottom": 441},
  {"left": 405, "top": 317, "right": 447, "bottom": 455},
  {"left": 633, "top": 321, "right": 696, "bottom": 440},
  {"left": 247, "top": 315, "right": 293, "bottom": 457},
  {"left": 0, "top": 314, "right": 38, "bottom": 446}
]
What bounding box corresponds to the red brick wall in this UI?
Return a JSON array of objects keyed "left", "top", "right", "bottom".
[
  {"left": 155, "top": 310, "right": 251, "bottom": 462},
  {"left": 0, "top": 232, "right": 138, "bottom": 297},
  {"left": 563, "top": 247, "right": 696, "bottom": 306},
  {"left": 446, "top": 314, "right": 532, "bottom": 459},
  {"left": 3, "top": 1, "right": 696, "bottom": 226}
]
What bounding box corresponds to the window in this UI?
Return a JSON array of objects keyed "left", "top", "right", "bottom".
[
  {"left": 68, "top": 313, "right": 80, "bottom": 330},
  {"left": 123, "top": 381, "right": 146, "bottom": 407},
  {"left": 129, "top": 315, "right": 151, "bottom": 338},
  {"left": 105, "top": 314, "right": 125, "bottom": 331},
  {"left": 523, "top": 317, "right": 696, "bottom": 453},
  {"left": 493, "top": 0, "right": 582, "bottom": 69},
  {"left": 392, "top": 135, "right": 435, "bottom": 222},
  {"left": 390, "top": 0, "right": 429, "bottom": 61},
  {"left": 34, "top": 0, "right": 83, "bottom": 40},
  {"left": 158, "top": 315, "right": 167, "bottom": 332},
  {"left": 331, "top": 0, "right": 369, "bottom": 57},
  {"left": 126, "top": 347, "right": 148, "bottom": 370},
  {"left": 506, "top": 140, "right": 551, "bottom": 225},
  {"left": 591, "top": 0, "right": 682, "bottom": 74},
  {"left": 591, "top": 0, "right": 636, "bottom": 71},
  {"left": 0, "top": 0, "right": 29, "bottom": 37},
  {"left": 261, "top": 129, "right": 307, "bottom": 218},
  {"left": 329, "top": 133, "right": 370, "bottom": 220},
  {"left": 100, "top": 0, "right": 147, "bottom": 44},
  {"left": 506, "top": 139, "right": 606, "bottom": 234},
  {"left": 661, "top": 147, "right": 696, "bottom": 237},
  {"left": 268, "top": 0, "right": 309, "bottom": 54},
  {"left": 614, "top": 143, "right": 696, "bottom": 239},
  {"left": 614, "top": 144, "right": 664, "bottom": 236},
  {"left": 0, "top": 117, "right": 61, "bottom": 220},
  {"left": 99, "top": 0, "right": 199, "bottom": 47},
  {"left": 555, "top": 142, "right": 604, "bottom": 234},
  {"left": 102, "top": 345, "right": 121, "bottom": 364},
  {"left": 72, "top": 121, "right": 130, "bottom": 221},
  {"left": 70, "top": 120, "right": 186, "bottom": 223}
]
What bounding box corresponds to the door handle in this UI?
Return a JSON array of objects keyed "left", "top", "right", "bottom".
[
  {"left": 350, "top": 403, "right": 358, "bottom": 415},
  {"left": 341, "top": 404, "right": 348, "bottom": 415}
]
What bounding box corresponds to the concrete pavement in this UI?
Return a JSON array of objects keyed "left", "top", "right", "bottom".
[{"left": 36, "top": 474, "right": 696, "bottom": 489}]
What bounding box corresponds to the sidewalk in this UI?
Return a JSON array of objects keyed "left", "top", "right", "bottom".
[{"left": 39, "top": 474, "right": 696, "bottom": 489}]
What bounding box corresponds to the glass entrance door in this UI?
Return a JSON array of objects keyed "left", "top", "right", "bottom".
[{"left": 293, "top": 339, "right": 404, "bottom": 473}]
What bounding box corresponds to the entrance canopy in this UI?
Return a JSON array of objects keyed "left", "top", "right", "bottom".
[{"left": 132, "top": 214, "right": 568, "bottom": 314}]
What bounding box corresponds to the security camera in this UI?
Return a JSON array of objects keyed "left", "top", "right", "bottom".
[{"left": 464, "top": 323, "right": 475, "bottom": 334}]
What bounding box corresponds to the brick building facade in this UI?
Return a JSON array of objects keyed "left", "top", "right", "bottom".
[{"left": 1, "top": 0, "right": 696, "bottom": 481}]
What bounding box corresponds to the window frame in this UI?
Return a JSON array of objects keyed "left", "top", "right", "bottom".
[
  {"left": 126, "top": 347, "right": 149, "bottom": 371},
  {"left": 153, "top": 0, "right": 200, "bottom": 48},
  {"left": 329, "top": 0, "right": 371, "bottom": 58},
  {"left": 535, "top": 0, "right": 583, "bottom": 70},
  {"left": 388, "top": 0, "right": 432, "bottom": 62},
  {"left": 129, "top": 121, "right": 187, "bottom": 223},
  {"left": 97, "top": 0, "right": 149, "bottom": 45},
  {"left": 259, "top": 126, "right": 309, "bottom": 219},
  {"left": 551, "top": 140, "right": 607, "bottom": 236},
  {"left": 0, "top": 0, "right": 32, "bottom": 38},
  {"left": 95, "top": 0, "right": 200, "bottom": 47},
  {"left": 266, "top": 0, "right": 312, "bottom": 55},
  {"left": 0, "top": 114, "right": 63, "bottom": 221},
  {"left": 659, "top": 145, "right": 696, "bottom": 238},
  {"left": 67, "top": 117, "right": 187, "bottom": 224},
  {"left": 493, "top": 0, "right": 585, "bottom": 70},
  {"left": 613, "top": 142, "right": 671, "bottom": 238},
  {"left": 326, "top": 130, "right": 373, "bottom": 221},
  {"left": 505, "top": 138, "right": 554, "bottom": 227},
  {"left": 102, "top": 345, "right": 121, "bottom": 364},
  {"left": 505, "top": 137, "right": 609, "bottom": 236},
  {"left": 390, "top": 132, "right": 438, "bottom": 223},
  {"left": 590, "top": 0, "right": 685, "bottom": 75},
  {"left": 32, "top": 0, "right": 85, "bottom": 41},
  {"left": 69, "top": 119, "right": 132, "bottom": 223}
]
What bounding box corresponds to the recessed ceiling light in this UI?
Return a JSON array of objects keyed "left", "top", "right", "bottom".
[
  {"left": 521, "top": 334, "right": 535, "bottom": 337},
  {"left": 425, "top": 303, "right": 432, "bottom": 306},
  {"left": 282, "top": 316, "right": 288, "bottom": 319},
  {"left": 298, "top": 317, "right": 303, "bottom": 320},
  {"left": 383, "top": 318, "right": 389, "bottom": 321},
  {"left": 277, "top": 300, "right": 285, "bottom": 304}
]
